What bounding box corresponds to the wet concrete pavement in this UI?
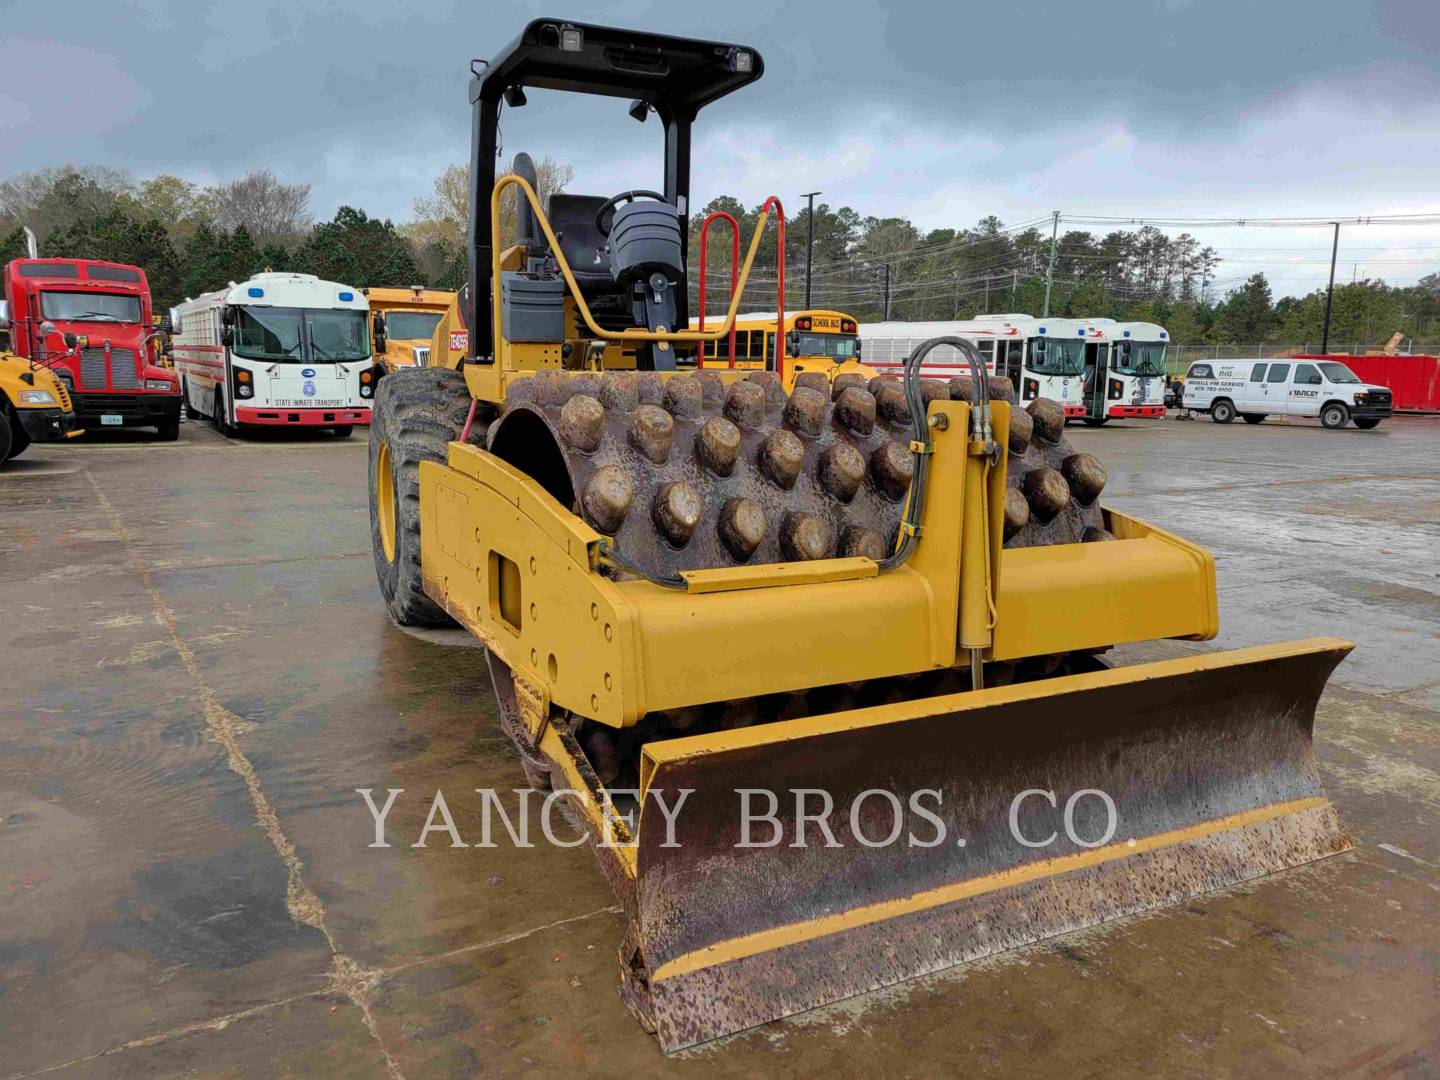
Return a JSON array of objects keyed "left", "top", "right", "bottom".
[{"left": 1, "top": 415, "right": 1437, "bottom": 1077}]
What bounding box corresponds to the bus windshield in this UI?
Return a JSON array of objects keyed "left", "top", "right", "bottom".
[
  {"left": 795, "top": 333, "right": 859, "bottom": 359},
  {"left": 307, "top": 310, "right": 370, "bottom": 361},
  {"left": 40, "top": 291, "right": 142, "bottom": 324},
  {"left": 384, "top": 310, "right": 444, "bottom": 341},
  {"left": 234, "top": 307, "right": 304, "bottom": 360},
  {"left": 1115, "top": 342, "right": 1167, "bottom": 377},
  {"left": 1028, "top": 338, "right": 1084, "bottom": 376},
  {"left": 1318, "top": 362, "right": 1362, "bottom": 384}
]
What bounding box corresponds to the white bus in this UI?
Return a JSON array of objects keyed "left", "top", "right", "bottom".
[
  {"left": 860, "top": 314, "right": 1170, "bottom": 424},
  {"left": 1090, "top": 319, "right": 1168, "bottom": 425},
  {"left": 172, "top": 272, "right": 378, "bottom": 437}
]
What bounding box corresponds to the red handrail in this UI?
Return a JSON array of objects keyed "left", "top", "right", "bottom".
[
  {"left": 697, "top": 210, "right": 739, "bottom": 368},
  {"left": 696, "top": 199, "right": 785, "bottom": 379}
]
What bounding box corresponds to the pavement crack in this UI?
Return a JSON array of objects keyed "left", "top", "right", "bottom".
[{"left": 83, "top": 469, "right": 407, "bottom": 1080}]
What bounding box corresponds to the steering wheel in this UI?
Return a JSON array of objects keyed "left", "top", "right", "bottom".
[{"left": 594, "top": 189, "right": 667, "bottom": 237}]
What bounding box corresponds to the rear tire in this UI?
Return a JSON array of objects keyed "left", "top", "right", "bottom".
[
  {"left": 0, "top": 411, "right": 15, "bottom": 463},
  {"left": 1241, "top": 413, "right": 1266, "bottom": 425},
  {"left": 332, "top": 425, "right": 353, "bottom": 439},
  {"left": 1320, "top": 402, "right": 1350, "bottom": 429},
  {"left": 1081, "top": 417, "right": 1109, "bottom": 427},
  {"left": 1211, "top": 399, "right": 1236, "bottom": 424},
  {"left": 369, "top": 366, "right": 493, "bottom": 627},
  {"left": 1353, "top": 417, "right": 1382, "bottom": 429},
  {"left": 157, "top": 418, "right": 180, "bottom": 441}
]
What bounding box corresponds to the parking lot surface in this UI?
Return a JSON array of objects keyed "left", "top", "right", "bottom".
[{"left": 2, "top": 414, "right": 1437, "bottom": 1077}]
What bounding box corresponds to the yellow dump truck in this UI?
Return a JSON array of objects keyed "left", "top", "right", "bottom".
[
  {"left": 366, "top": 20, "right": 1352, "bottom": 1052},
  {"left": 364, "top": 286, "right": 456, "bottom": 371}
]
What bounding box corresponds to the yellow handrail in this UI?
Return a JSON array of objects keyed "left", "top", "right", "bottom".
[{"left": 491, "top": 174, "right": 775, "bottom": 346}]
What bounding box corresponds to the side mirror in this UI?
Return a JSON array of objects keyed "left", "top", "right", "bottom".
[
  {"left": 786, "top": 330, "right": 801, "bottom": 358},
  {"left": 39, "top": 320, "right": 58, "bottom": 337},
  {"left": 0, "top": 299, "right": 9, "bottom": 329},
  {"left": 372, "top": 312, "right": 387, "bottom": 353},
  {"left": 1033, "top": 339, "right": 1047, "bottom": 356},
  {"left": 221, "top": 325, "right": 234, "bottom": 347},
  {"left": 63, "top": 332, "right": 78, "bottom": 348},
  {"left": 221, "top": 305, "right": 236, "bottom": 327},
  {"left": 854, "top": 339, "right": 862, "bottom": 357}
]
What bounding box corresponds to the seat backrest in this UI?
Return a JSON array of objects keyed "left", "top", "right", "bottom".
[{"left": 547, "top": 194, "right": 612, "bottom": 282}]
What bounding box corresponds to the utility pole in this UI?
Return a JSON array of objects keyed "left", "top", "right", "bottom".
[
  {"left": 1321, "top": 222, "right": 1339, "bottom": 355},
  {"left": 1042, "top": 210, "right": 1060, "bottom": 317},
  {"left": 983, "top": 273, "right": 990, "bottom": 315},
  {"left": 801, "top": 191, "right": 821, "bottom": 310},
  {"left": 883, "top": 263, "right": 891, "bottom": 321}
]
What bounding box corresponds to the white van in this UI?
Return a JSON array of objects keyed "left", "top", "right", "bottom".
[{"left": 1181, "top": 357, "right": 1393, "bottom": 429}]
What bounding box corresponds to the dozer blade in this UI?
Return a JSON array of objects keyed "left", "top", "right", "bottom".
[{"left": 629, "top": 638, "right": 1353, "bottom": 1050}]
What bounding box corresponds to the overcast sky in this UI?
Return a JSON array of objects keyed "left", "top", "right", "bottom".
[{"left": 5, "top": 0, "right": 1439, "bottom": 296}]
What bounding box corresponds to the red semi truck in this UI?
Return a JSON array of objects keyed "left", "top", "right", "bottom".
[{"left": 3, "top": 258, "right": 182, "bottom": 438}]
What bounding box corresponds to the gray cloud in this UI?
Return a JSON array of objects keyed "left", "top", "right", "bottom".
[{"left": 5, "top": 0, "right": 1439, "bottom": 290}]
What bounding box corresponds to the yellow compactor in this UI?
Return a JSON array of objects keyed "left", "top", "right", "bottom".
[{"left": 368, "top": 20, "right": 1352, "bottom": 1051}]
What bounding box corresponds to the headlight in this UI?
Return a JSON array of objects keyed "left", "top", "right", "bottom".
[
  {"left": 237, "top": 384, "right": 254, "bottom": 398},
  {"left": 145, "top": 379, "right": 174, "bottom": 391},
  {"left": 1353, "top": 392, "right": 1366, "bottom": 404},
  {"left": 19, "top": 390, "right": 57, "bottom": 405}
]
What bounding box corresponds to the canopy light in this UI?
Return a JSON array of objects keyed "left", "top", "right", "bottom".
[
  {"left": 504, "top": 84, "right": 528, "bottom": 108},
  {"left": 628, "top": 98, "right": 649, "bottom": 123},
  {"left": 558, "top": 24, "right": 583, "bottom": 52},
  {"left": 247, "top": 287, "right": 264, "bottom": 297},
  {"left": 727, "top": 47, "right": 753, "bottom": 73},
  {"left": 339, "top": 291, "right": 355, "bottom": 301}
]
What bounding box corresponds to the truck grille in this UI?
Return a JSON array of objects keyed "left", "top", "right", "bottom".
[
  {"left": 79, "top": 348, "right": 108, "bottom": 388},
  {"left": 413, "top": 347, "right": 430, "bottom": 365},
  {"left": 77, "top": 347, "right": 139, "bottom": 390},
  {"left": 110, "top": 349, "right": 139, "bottom": 389},
  {"left": 52, "top": 378, "right": 72, "bottom": 411}
]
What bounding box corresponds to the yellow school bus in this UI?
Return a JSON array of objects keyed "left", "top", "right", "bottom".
[{"left": 687, "top": 308, "right": 874, "bottom": 390}]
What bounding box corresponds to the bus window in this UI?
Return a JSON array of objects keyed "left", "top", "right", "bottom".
[
  {"left": 975, "top": 340, "right": 995, "bottom": 369},
  {"left": 766, "top": 333, "right": 775, "bottom": 359},
  {"left": 792, "top": 333, "right": 859, "bottom": 359}
]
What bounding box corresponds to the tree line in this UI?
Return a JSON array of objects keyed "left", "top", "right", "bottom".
[{"left": 3, "top": 163, "right": 1437, "bottom": 351}]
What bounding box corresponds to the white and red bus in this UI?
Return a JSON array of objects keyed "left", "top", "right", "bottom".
[
  {"left": 172, "top": 273, "right": 379, "bottom": 438},
  {"left": 860, "top": 314, "right": 1169, "bottom": 423}
]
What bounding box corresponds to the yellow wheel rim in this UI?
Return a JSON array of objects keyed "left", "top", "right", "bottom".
[{"left": 377, "top": 441, "right": 398, "bottom": 564}]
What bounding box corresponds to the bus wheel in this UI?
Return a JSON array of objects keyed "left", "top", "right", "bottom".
[
  {"left": 332, "top": 425, "right": 354, "bottom": 439},
  {"left": 0, "top": 409, "right": 15, "bottom": 463},
  {"left": 1353, "top": 417, "right": 1382, "bottom": 430},
  {"left": 1082, "top": 417, "right": 1109, "bottom": 427},
  {"left": 1320, "top": 403, "right": 1350, "bottom": 429},
  {"left": 213, "top": 390, "right": 238, "bottom": 438},
  {"left": 1211, "top": 399, "right": 1236, "bottom": 424},
  {"left": 1242, "top": 413, "right": 1267, "bottom": 425}
]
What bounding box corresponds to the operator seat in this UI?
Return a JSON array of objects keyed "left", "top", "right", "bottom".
[{"left": 547, "top": 194, "right": 614, "bottom": 292}]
